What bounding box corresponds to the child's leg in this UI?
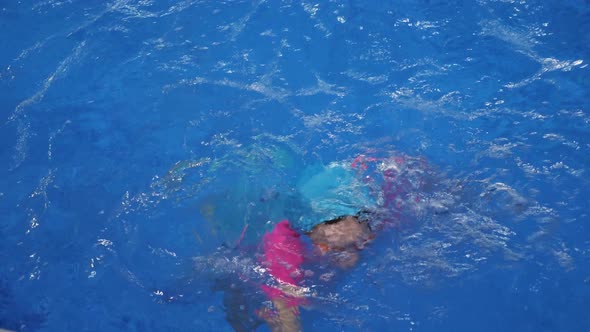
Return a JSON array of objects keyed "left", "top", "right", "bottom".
[{"left": 270, "top": 298, "right": 301, "bottom": 332}]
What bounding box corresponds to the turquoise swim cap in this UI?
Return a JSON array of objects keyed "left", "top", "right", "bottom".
[{"left": 295, "top": 162, "right": 375, "bottom": 231}]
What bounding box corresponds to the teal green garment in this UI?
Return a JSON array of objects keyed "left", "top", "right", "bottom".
[{"left": 295, "top": 162, "right": 375, "bottom": 231}]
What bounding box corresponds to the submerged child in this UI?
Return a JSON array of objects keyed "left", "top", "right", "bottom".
[{"left": 215, "top": 155, "right": 422, "bottom": 331}]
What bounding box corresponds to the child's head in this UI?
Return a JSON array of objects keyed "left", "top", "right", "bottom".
[{"left": 306, "top": 215, "right": 374, "bottom": 268}]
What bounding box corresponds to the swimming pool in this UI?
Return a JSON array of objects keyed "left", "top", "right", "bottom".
[{"left": 1, "top": 0, "right": 589, "bottom": 331}]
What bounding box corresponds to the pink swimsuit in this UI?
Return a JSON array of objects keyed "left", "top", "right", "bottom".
[{"left": 260, "top": 220, "right": 306, "bottom": 307}]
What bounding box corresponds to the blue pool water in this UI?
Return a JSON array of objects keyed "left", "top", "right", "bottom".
[{"left": 1, "top": 0, "right": 589, "bottom": 331}]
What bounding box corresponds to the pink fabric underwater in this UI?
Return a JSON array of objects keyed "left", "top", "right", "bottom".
[
  {"left": 260, "top": 220, "right": 308, "bottom": 308},
  {"left": 262, "top": 220, "right": 304, "bottom": 286}
]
